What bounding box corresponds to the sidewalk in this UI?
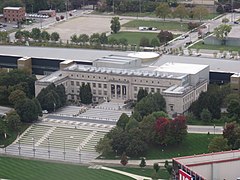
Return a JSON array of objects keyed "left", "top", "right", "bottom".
[{"left": 92, "top": 159, "right": 171, "bottom": 168}]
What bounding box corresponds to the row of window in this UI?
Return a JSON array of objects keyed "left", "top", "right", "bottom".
[
  {"left": 134, "top": 86, "right": 165, "bottom": 93},
  {"left": 71, "top": 81, "right": 108, "bottom": 89}
]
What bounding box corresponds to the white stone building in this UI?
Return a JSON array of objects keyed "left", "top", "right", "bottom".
[{"left": 35, "top": 55, "right": 209, "bottom": 115}]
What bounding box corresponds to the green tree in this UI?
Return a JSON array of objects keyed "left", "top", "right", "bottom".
[
  {"left": 150, "top": 38, "right": 160, "bottom": 47},
  {"left": 6, "top": 110, "right": 21, "bottom": 131},
  {"left": 200, "top": 108, "right": 212, "bottom": 123},
  {"left": 78, "top": 34, "right": 89, "bottom": 45},
  {"left": 118, "top": 38, "right": 128, "bottom": 46},
  {"left": 50, "top": 32, "right": 60, "bottom": 42},
  {"left": 41, "top": 30, "right": 50, "bottom": 42},
  {"left": 137, "top": 88, "right": 148, "bottom": 102},
  {"left": 89, "top": 33, "right": 100, "bottom": 45},
  {"left": 153, "top": 162, "right": 160, "bottom": 173},
  {"left": 174, "top": 4, "right": 189, "bottom": 21},
  {"left": 208, "top": 136, "right": 230, "bottom": 152},
  {"left": 227, "top": 99, "right": 240, "bottom": 121},
  {"left": 120, "top": 152, "right": 128, "bottom": 166},
  {"left": 108, "top": 37, "right": 118, "bottom": 46},
  {"left": 155, "top": 3, "right": 171, "bottom": 21},
  {"left": 0, "top": 31, "right": 9, "bottom": 43},
  {"left": 192, "top": 6, "right": 209, "bottom": 22},
  {"left": 117, "top": 113, "right": 130, "bottom": 130},
  {"left": 157, "top": 30, "right": 173, "bottom": 44},
  {"left": 31, "top": 28, "right": 41, "bottom": 41},
  {"left": 70, "top": 34, "right": 78, "bottom": 44},
  {"left": 110, "top": 17, "right": 121, "bottom": 34},
  {"left": 15, "top": 30, "right": 24, "bottom": 41},
  {"left": 139, "top": 37, "right": 150, "bottom": 47},
  {"left": 79, "top": 83, "right": 92, "bottom": 104},
  {"left": 8, "top": 89, "right": 26, "bottom": 106},
  {"left": 213, "top": 24, "right": 232, "bottom": 45},
  {"left": 99, "top": 33, "right": 108, "bottom": 44},
  {"left": 125, "top": 117, "right": 139, "bottom": 131},
  {"left": 139, "top": 157, "right": 146, "bottom": 169}
]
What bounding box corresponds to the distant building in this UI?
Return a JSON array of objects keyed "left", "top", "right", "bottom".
[
  {"left": 3, "top": 7, "right": 26, "bottom": 23},
  {"left": 35, "top": 55, "right": 209, "bottom": 115},
  {"left": 173, "top": 150, "right": 240, "bottom": 180},
  {"left": 38, "top": 10, "right": 56, "bottom": 17}
]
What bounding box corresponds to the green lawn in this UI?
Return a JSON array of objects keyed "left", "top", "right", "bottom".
[
  {"left": 0, "top": 156, "right": 133, "bottom": 180},
  {"left": 112, "top": 167, "right": 170, "bottom": 179},
  {"left": 109, "top": 31, "right": 159, "bottom": 46},
  {"left": 146, "top": 133, "right": 218, "bottom": 159},
  {"left": 0, "top": 123, "right": 30, "bottom": 147},
  {"left": 191, "top": 41, "right": 240, "bottom": 52},
  {"left": 122, "top": 20, "right": 189, "bottom": 32}
]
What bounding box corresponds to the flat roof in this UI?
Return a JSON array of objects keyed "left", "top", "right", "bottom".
[
  {"left": 154, "top": 55, "right": 240, "bottom": 74},
  {"left": 4, "top": 7, "right": 22, "bottom": 10},
  {"left": 0, "top": 46, "right": 129, "bottom": 62}
]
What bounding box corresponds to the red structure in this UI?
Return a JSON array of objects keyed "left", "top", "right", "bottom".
[{"left": 3, "top": 7, "right": 26, "bottom": 23}]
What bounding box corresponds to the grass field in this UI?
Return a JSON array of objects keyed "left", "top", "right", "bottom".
[
  {"left": 112, "top": 167, "right": 170, "bottom": 179},
  {"left": 0, "top": 156, "right": 133, "bottom": 180},
  {"left": 109, "top": 31, "right": 179, "bottom": 46},
  {"left": 0, "top": 123, "right": 30, "bottom": 147},
  {"left": 109, "top": 31, "right": 158, "bottom": 45},
  {"left": 122, "top": 20, "right": 189, "bottom": 32},
  {"left": 146, "top": 133, "right": 219, "bottom": 159},
  {"left": 191, "top": 41, "right": 240, "bottom": 52}
]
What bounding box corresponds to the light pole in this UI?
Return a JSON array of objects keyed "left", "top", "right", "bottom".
[
  {"left": 47, "top": 137, "right": 50, "bottom": 158},
  {"left": 63, "top": 139, "right": 66, "bottom": 160},
  {"left": 18, "top": 134, "right": 21, "bottom": 155},
  {"left": 79, "top": 145, "right": 82, "bottom": 163},
  {"left": 32, "top": 137, "right": 36, "bottom": 157},
  {"left": 65, "top": 0, "right": 68, "bottom": 20},
  {"left": 113, "top": 0, "right": 115, "bottom": 14}
]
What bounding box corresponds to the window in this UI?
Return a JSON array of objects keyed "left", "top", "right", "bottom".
[
  {"left": 134, "top": 93, "right": 137, "bottom": 98},
  {"left": 98, "top": 90, "right": 102, "bottom": 95},
  {"left": 104, "top": 91, "right": 107, "bottom": 95},
  {"left": 93, "top": 83, "right": 96, "bottom": 88},
  {"left": 134, "top": 86, "right": 137, "bottom": 91},
  {"left": 145, "top": 87, "right": 149, "bottom": 92},
  {"left": 71, "top": 81, "right": 74, "bottom": 86},
  {"left": 93, "top": 90, "right": 96, "bottom": 95},
  {"left": 157, "top": 88, "right": 160, "bottom": 93},
  {"left": 82, "top": 75, "right": 84, "bottom": 78},
  {"left": 76, "top": 82, "right": 80, "bottom": 86},
  {"left": 93, "top": 76, "right": 95, "bottom": 78},
  {"left": 98, "top": 83, "right": 102, "bottom": 88},
  {"left": 151, "top": 88, "right": 154, "bottom": 93},
  {"left": 99, "top": 77, "right": 101, "bottom": 79},
  {"left": 72, "top": 90, "right": 74, "bottom": 93},
  {"left": 170, "top": 105, "right": 174, "bottom": 111},
  {"left": 104, "top": 84, "right": 107, "bottom": 89}
]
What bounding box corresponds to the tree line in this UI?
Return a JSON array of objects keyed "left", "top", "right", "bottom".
[{"left": 96, "top": 92, "right": 188, "bottom": 158}]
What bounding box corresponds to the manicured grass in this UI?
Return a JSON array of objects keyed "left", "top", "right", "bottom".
[
  {"left": 191, "top": 41, "right": 240, "bottom": 52},
  {"left": 0, "top": 123, "right": 30, "bottom": 147},
  {"left": 146, "top": 133, "right": 219, "bottom": 159},
  {"left": 122, "top": 20, "right": 189, "bottom": 32},
  {"left": 109, "top": 31, "right": 158, "bottom": 46},
  {"left": 0, "top": 156, "right": 133, "bottom": 180},
  {"left": 112, "top": 167, "right": 170, "bottom": 179}
]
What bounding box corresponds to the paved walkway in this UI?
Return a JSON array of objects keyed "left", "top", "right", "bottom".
[{"left": 101, "top": 166, "right": 161, "bottom": 180}]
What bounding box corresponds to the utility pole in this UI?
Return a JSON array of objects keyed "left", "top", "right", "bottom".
[{"left": 65, "top": 0, "right": 68, "bottom": 20}]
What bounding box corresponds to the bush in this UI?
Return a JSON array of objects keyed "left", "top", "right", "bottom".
[
  {"left": 56, "top": 17, "right": 60, "bottom": 21},
  {"left": 60, "top": 15, "right": 64, "bottom": 20},
  {"left": 188, "top": 22, "right": 201, "bottom": 30}
]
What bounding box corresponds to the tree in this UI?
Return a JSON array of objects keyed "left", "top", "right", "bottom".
[
  {"left": 213, "top": 24, "right": 232, "bottom": 45},
  {"left": 89, "top": 33, "right": 100, "bottom": 45},
  {"left": 200, "top": 108, "right": 212, "bottom": 123},
  {"left": 108, "top": 37, "right": 118, "bottom": 46},
  {"left": 78, "top": 34, "right": 89, "bottom": 45},
  {"left": 118, "top": 38, "right": 128, "bottom": 46},
  {"left": 120, "top": 152, "right": 128, "bottom": 166},
  {"left": 157, "top": 30, "right": 173, "bottom": 44},
  {"left": 31, "top": 28, "right": 41, "bottom": 41},
  {"left": 139, "top": 37, "right": 150, "bottom": 47},
  {"left": 192, "top": 6, "right": 209, "bottom": 22},
  {"left": 110, "top": 17, "right": 121, "bottom": 34},
  {"left": 137, "top": 89, "right": 148, "bottom": 102},
  {"left": 71, "top": 34, "right": 79, "bottom": 44},
  {"left": 99, "top": 33, "right": 108, "bottom": 44},
  {"left": 6, "top": 110, "right": 21, "bottom": 132},
  {"left": 8, "top": 89, "right": 26, "bottom": 105},
  {"left": 15, "top": 30, "right": 24, "bottom": 41},
  {"left": 174, "top": 4, "right": 189, "bottom": 21},
  {"left": 150, "top": 38, "right": 160, "bottom": 47},
  {"left": 223, "top": 122, "right": 240, "bottom": 148},
  {"left": 50, "top": 32, "right": 60, "bottom": 42},
  {"left": 95, "top": 136, "right": 113, "bottom": 156},
  {"left": 153, "top": 163, "right": 160, "bottom": 173},
  {"left": 79, "top": 83, "right": 92, "bottom": 104},
  {"left": 227, "top": 99, "right": 240, "bottom": 121},
  {"left": 155, "top": 3, "right": 171, "bottom": 21},
  {"left": 117, "top": 113, "right": 130, "bottom": 130},
  {"left": 125, "top": 117, "right": 139, "bottom": 131},
  {"left": 216, "top": 5, "right": 225, "bottom": 14},
  {"left": 41, "top": 30, "right": 50, "bottom": 42},
  {"left": 139, "top": 157, "right": 146, "bottom": 169},
  {"left": 208, "top": 136, "right": 229, "bottom": 152},
  {"left": 155, "top": 117, "right": 170, "bottom": 145}
]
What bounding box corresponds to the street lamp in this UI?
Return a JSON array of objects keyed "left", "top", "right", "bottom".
[
  {"left": 47, "top": 137, "right": 50, "bottom": 158},
  {"left": 63, "top": 139, "right": 66, "bottom": 160},
  {"left": 32, "top": 137, "right": 36, "bottom": 157},
  {"left": 18, "top": 133, "right": 21, "bottom": 155}
]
